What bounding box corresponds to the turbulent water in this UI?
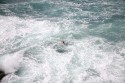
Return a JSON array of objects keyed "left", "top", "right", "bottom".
[{"left": 0, "top": 0, "right": 125, "bottom": 83}]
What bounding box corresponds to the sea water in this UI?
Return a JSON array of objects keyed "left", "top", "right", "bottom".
[{"left": 0, "top": 0, "right": 125, "bottom": 83}]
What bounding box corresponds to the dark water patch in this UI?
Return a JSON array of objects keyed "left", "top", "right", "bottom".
[
  {"left": 67, "top": 0, "right": 105, "bottom": 4},
  {"left": 0, "top": 71, "right": 6, "bottom": 81},
  {"left": 15, "top": 67, "right": 29, "bottom": 77},
  {"left": 30, "top": 2, "right": 55, "bottom": 11},
  {"left": 0, "top": 0, "right": 28, "bottom": 4},
  {"left": 104, "top": 15, "right": 125, "bottom": 23},
  {"left": 45, "top": 9, "right": 67, "bottom": 18},
  {"left": 30, "top": 2, "right": 65, "bottom": 18},
  {"left": 56, "top": 49, "right": 68, "bottom": 53},
  {"left": 101, "top": 21, "right": 125, "bottom": 42},
  {"left": 86, "top": 68, "right": 100, "bottom": 76},
  {"left": 53, "top": 44, "right": 68, "bottom": 53},
  {"left": 0, "top": 1, "right": 68, "bottom": 18},
  {"left": 53, "top": 40, "right": 72, "bottom": 53},
  {"left": 88, "top": 16, "right": 125, "bottom": 42}
]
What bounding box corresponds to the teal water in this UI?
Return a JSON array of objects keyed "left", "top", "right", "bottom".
[{"left": 0, "top": 0, "right": 125, "bottom": 83}]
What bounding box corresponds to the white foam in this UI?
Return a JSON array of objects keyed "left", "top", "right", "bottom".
[
  {"left": 0, "top": 15, "right": 125, "bottom": 83},
  {"left": 0, "top": 50, "right": 25, "bottom": 74}
]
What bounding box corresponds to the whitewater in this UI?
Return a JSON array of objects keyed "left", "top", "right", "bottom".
[{"left": 0, "top": 0, "right": 125, "bottom": 83}]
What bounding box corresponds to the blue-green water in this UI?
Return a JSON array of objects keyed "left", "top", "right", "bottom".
[{"left": 0, "top": 0, "right": 125, "bottom": 83}]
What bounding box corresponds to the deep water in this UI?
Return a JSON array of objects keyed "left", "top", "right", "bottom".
[{"left": 0, "top": 0, "right": 125, "bottom": 83}]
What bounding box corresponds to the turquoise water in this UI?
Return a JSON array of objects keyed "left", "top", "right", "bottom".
[{"left": 0, "top": 0, "right": 125, "bottom": 83}]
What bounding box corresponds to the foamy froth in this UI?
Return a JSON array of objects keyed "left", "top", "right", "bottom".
[{"left": 0, "top": 16, "right": 124, "bottom": 83}]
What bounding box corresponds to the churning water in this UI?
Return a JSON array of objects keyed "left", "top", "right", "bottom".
[{"left": 0, "top": 0, "right": 125, "bottom": 83}]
